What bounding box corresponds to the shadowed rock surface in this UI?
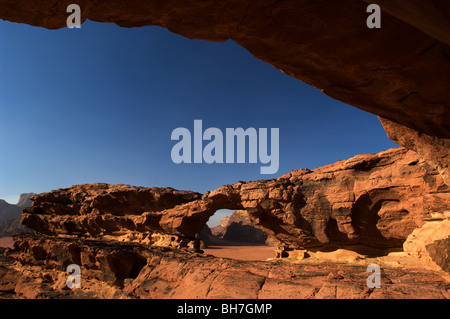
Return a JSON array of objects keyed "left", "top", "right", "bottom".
[
  {"left": 0, "top": 200, "right": 21, "bottom": 225},
  {"left": 0, "top": 217, "right": 30, "bottom": 238},
  {"left": 0, "top": 233, "right": 448, "bottom": 299},
  {"left": 210, "top": 210, "right": 268, "bottom": 244}
]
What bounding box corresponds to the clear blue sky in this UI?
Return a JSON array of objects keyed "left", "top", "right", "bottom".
[{"left": 0, "top": 19, "right": 398, "bottom": 208}]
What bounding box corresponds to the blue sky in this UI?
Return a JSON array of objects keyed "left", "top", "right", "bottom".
[{"left": 0, "top": 19, "right": 398, "bottom": 216}]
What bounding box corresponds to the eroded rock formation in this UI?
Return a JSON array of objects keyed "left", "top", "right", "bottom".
[
  {"left": 21, "top": 183, "right": 202, "bottom": 247},
  {"left": 2, "top": 232, "right": 448, "bottom": 299},
  {"left": 210, "top": 210, "right": 268, "bottom": 244},
  {"left": 1, "top": 147, "right": 449, "bottom": 298},
  {"left": 380, "top": 117, "right": 450, "bottom": 186},
  {"left": 1, "top": 1, "right": 449, "bottom": 299}
]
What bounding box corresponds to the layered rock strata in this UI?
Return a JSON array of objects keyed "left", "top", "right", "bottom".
[
  {"left": 1, "top": 232, "right": 448, "bottom": 299},
  {"left": 22, "top": 184, "right": 202, "bottom": 247},
  {"left": 21, "top": 148, "right": 450, "bottom": 251}
]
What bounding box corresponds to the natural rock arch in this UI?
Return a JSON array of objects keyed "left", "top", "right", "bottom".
[
  {"left": 22, "top": 148, "right": 449, "bottom": 251},
  {"left": 0, "top": 0, "right": 449, "bottom": 184}
]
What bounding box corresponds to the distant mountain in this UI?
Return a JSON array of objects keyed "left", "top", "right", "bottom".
[
  {"left": 17, "top": 193, "right": 35, "bottom": 208},
  {"left": 197, "top": 210, "right": 277, "bottom": 246},
  {"left": 211, "top": 210, "right": 268, "bottom": 244},
  {"left": 0, "top": 193, "right": 35, "bottom": 237},
  {"left": 0, "top": 200, "right": 22, "bottom": 224},
  {"left": 0, "top": 217, "right": 30, "bottom": 237}
]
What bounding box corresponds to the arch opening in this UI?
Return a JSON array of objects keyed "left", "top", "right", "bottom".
[{"left": 196, "top": 209, "right": 277, "bottom": 261}]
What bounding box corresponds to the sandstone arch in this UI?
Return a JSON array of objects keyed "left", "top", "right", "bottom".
[{"left": 21, "top": 148, "right": 449, "bottom": 251}]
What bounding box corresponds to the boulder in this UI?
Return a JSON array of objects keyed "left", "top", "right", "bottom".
[
  {"left": 403, "top": 212, "right": 450, "bottom": 273},
  {"left": 21, "top": 183, "right": 202, "bottom": 240}
]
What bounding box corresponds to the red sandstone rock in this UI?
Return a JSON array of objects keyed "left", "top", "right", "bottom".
[
  {"left": 380, "top": 117, "right": 450, "bottom": 186},
  {"left": 1, "top": 233, "right": 448, "bottom": 299},
  {"left": 21, "top": 148, "right": 450, "bottom": 252},
  {"left": 0, "top": 1, "right": 449, "bottom": 299},
  {"left": 2, "top": 148, "right": 449, "bottom": 299}
]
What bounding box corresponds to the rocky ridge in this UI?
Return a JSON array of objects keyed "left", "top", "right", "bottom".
[
  {"left": 0, "top": 193, "right": 35, "bottom": 238},
  {"left": 0, "top": 147, "right": 449, "bottom": 299},
  {"left": 20, "top": 148, "right": 449, "bottom": 252},
  {"left": 0, "top": 200, "right": 22, "bottom": 225},
  {"left": 210, "top": 210, "right": 269, "bottom": 244}
]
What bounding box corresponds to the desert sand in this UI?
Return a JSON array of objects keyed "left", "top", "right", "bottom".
[
  {"left": 203, "top": 245, "right": 276, "bottom": 261},
  {"left": 0, "top": 237, "right": 13, "bottom": 249}
]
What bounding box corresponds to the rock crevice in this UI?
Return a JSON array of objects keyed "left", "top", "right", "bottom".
[{"left": 20, "top": 147, "right": 450, "bottom": 252}]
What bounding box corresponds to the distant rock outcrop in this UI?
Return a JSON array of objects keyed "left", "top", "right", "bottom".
[
  {"left": 404, "top": 211, "right": 450, "bottom": 274},
  {"left": 0, "top": 217, "right": 30, "bottom": 238},
  {"left": 0, "top": 193, "right": 35, "bottom": 238},
  {"left": 0, "top": 200, "right": 21, "bottom": 225},
  {"left": 17, "top": 193, "right": 35, "bottom": 208},
  {"left": 210, "top": 210, "right": 269, "bottom": 244}
]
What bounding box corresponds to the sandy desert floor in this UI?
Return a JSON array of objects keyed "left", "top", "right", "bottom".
[
  {"left": 203, "top": 245, "right": 276, "bottom": 261},
  {"left": 0, "top": 237, "right": 13, "bottom": 249},
  {"left": 0, "top": 235, "right": 276, "bottom": 261}
]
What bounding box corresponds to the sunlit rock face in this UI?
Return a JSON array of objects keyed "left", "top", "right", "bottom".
[{"left": 22, "top": 148, "right": 449, "bottom": 250}]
